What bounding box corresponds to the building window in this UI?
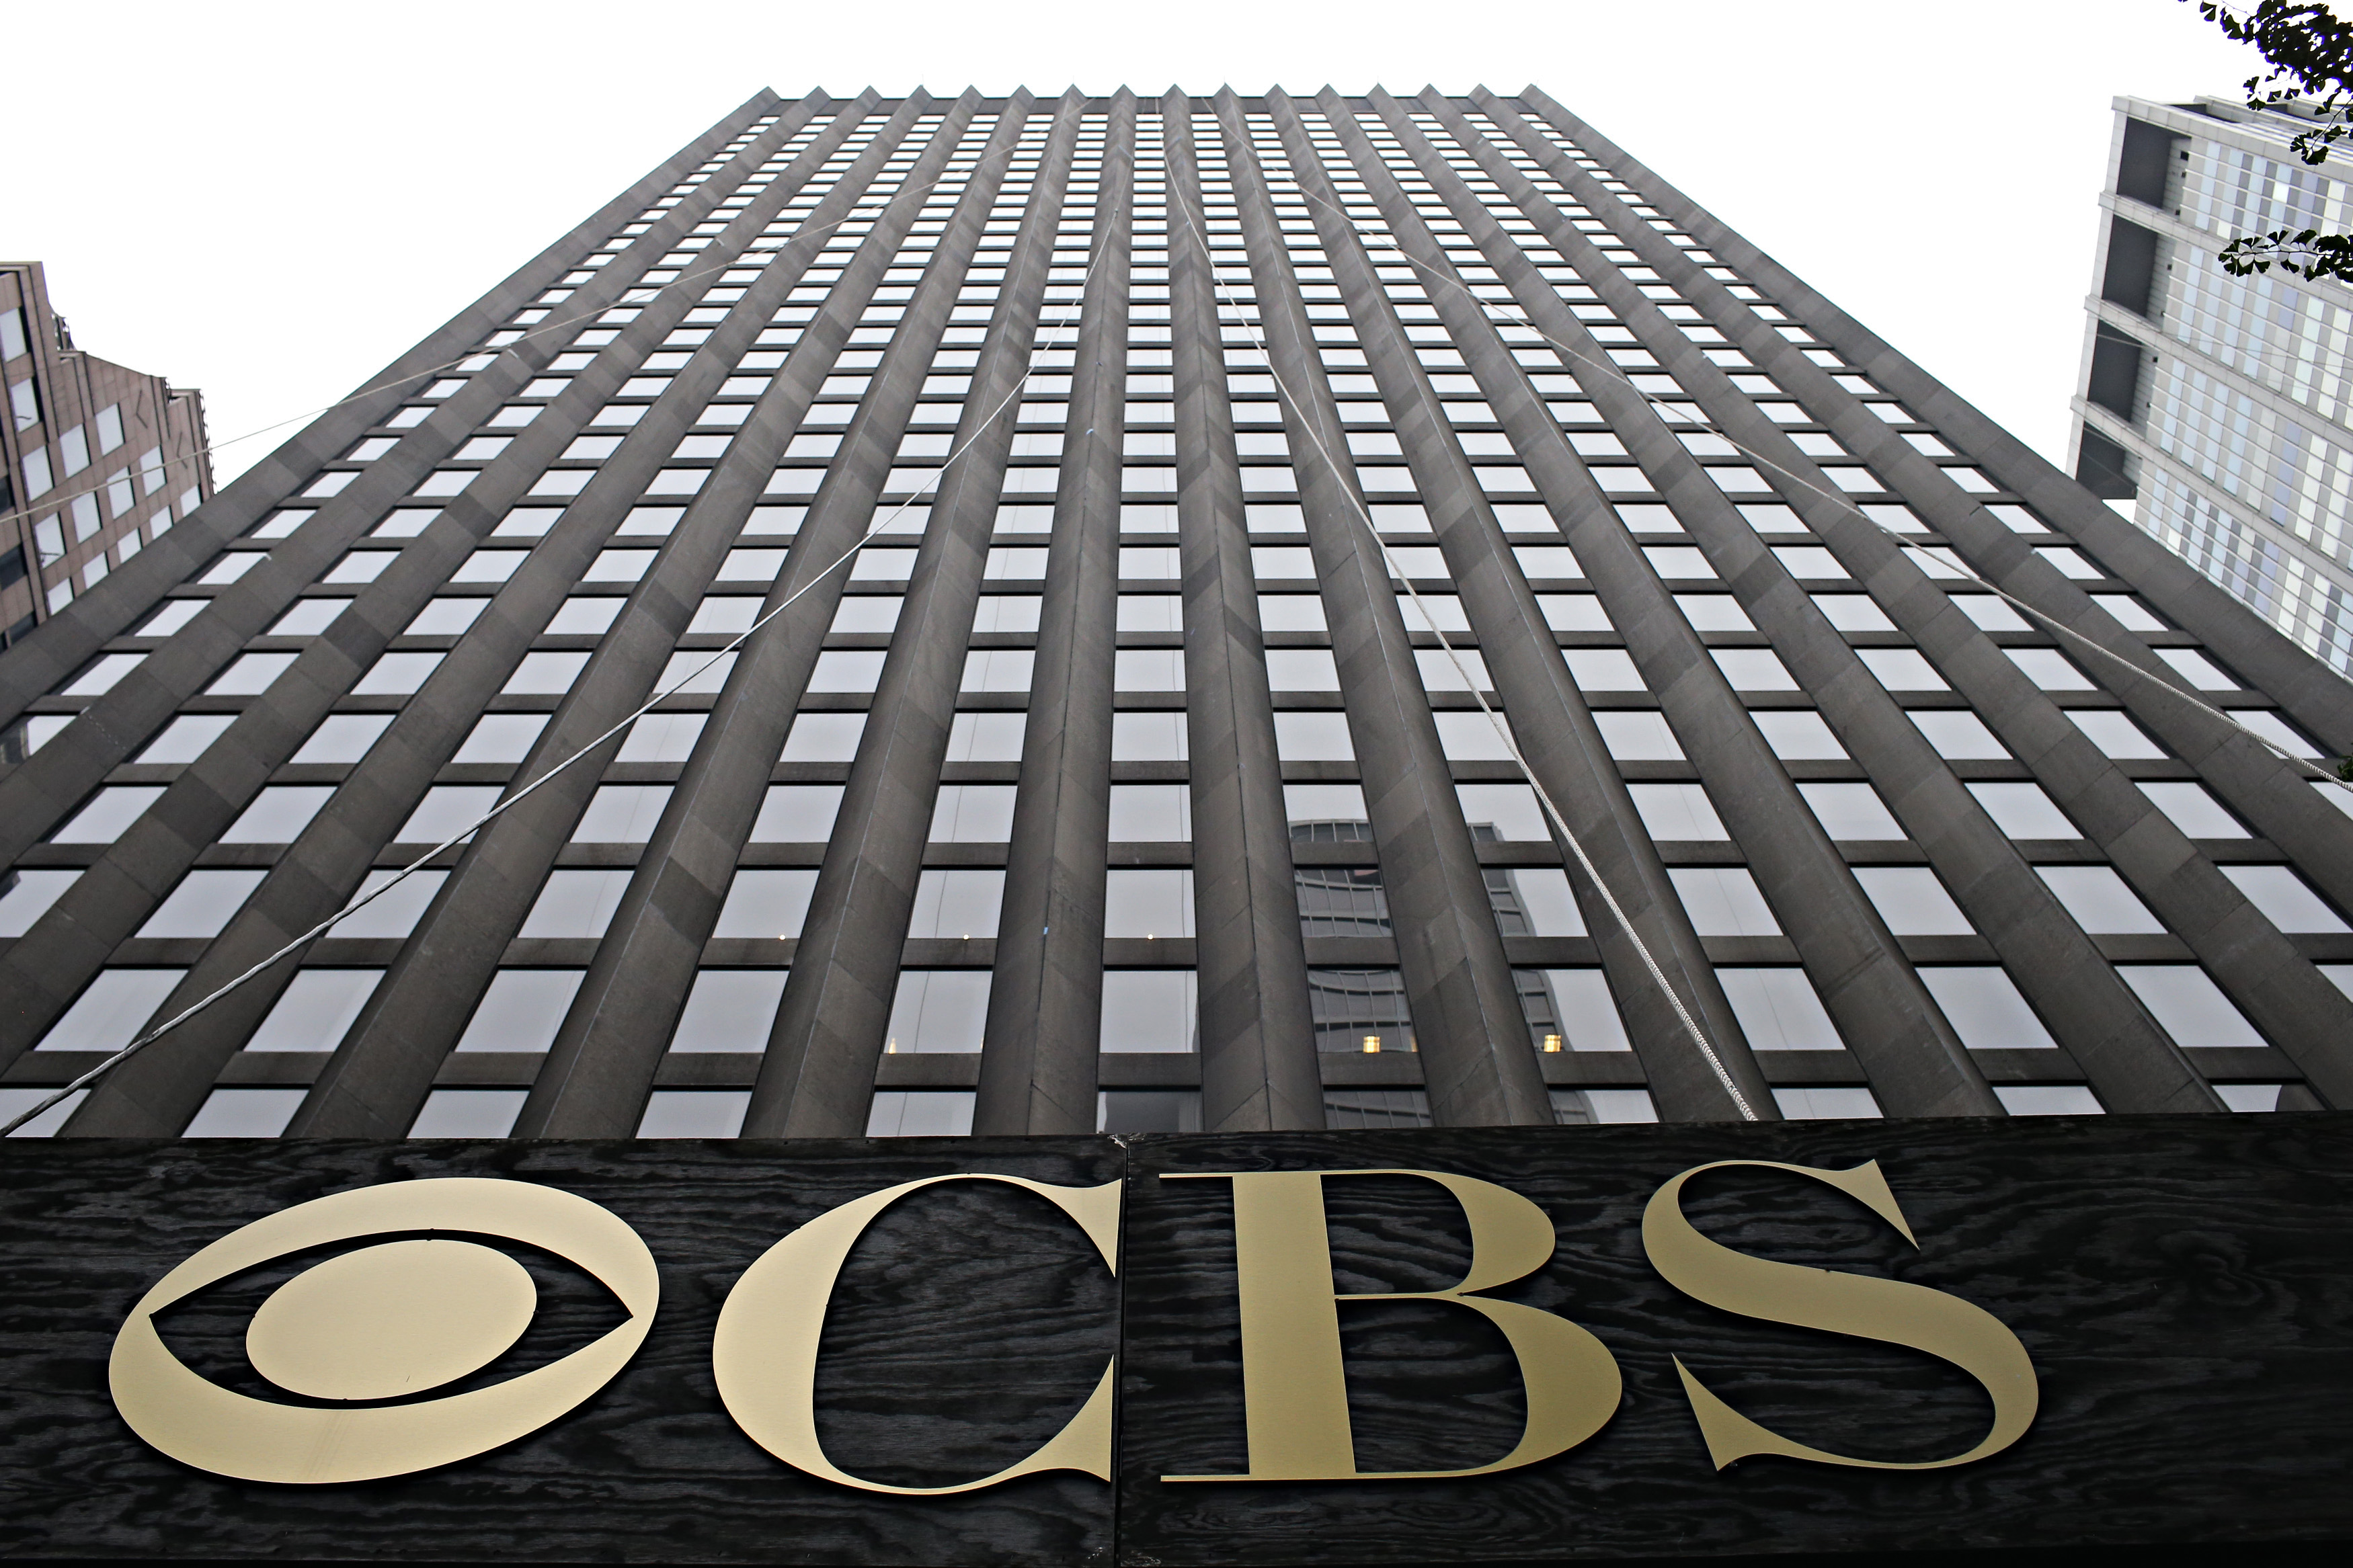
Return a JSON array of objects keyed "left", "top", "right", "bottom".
[
  {"left": 1309, "top": 968, "right": 1414, "bottom": 1053},
  {"left": 454, "top": 970, "right": 586, "bottom": 1053},
  {"left": 245, "top": 971, "right": 383, "bottom": 1053},
  {"left": 137, "top": 870, "right": 266, "bottom": 938},
  {"left": 1322, "top": 1088, "right": 1432, "bottom": 1127},
  {"left": 884, "top": 971, "right": 990, "bottom": 1053},
  {"left": 1771, "top": 1086, "right": 1884, "bottom": 1120},
  {"left": 1516, "top": 968, "right": 1631, "bottom": 1053},
  {"left": 1550, "top": 1088, "right": 1657, "bottom": 1124},
  {"left": 520, "top": 870, "right": 633, "bottom": 938},
  {"left": 867, "top": 1089, "right": 975, "bottom": 1137},
  {"left": 411, "top": 1089, "right": 527, "bottom": 1137},
  {"left": 1105, "top": 869, "right": 1193, "bottom": 938},
  {"left": 639, "top": 1090, "right": 752, "bottom": 1137},
  {"left": 1099, "top": 1089, "right": 1201, "bottom": 1132},
  {"left": 1716, "top": 967, "right": 1843, "bottom": 1050},
  {"left": 51, "top": 786, "right": 164, "bottom": 843},
  {"left": 1101, "top": 971, "right": 1198, "bottom": 1053},
  {"left": 714, "top": 870, "right": 819, "bottom": 940},
  {"left": 1993, "top": 1084, "right": 2104, "bottom": 1116},
  {"left": 670, "top": 970, "right": 788, "bottom": 1052},
  {"left": 2116, "top": 965, "right": 2264, "bottom": 1048},
  {"left": 333, "top": 870, "right": 448, "bottom": 938},
  {"left": 184, "top": 1087, "right": 306, "bottom": 1137},
  {"left": 782, "top": 712, "right": 868, "bottom": 761},
  {"left": 34, "top": 969, "right": 184, "bottom": 1053},
  {"left": 908, "top": 870, "right": 1005, "bottom": 940}
]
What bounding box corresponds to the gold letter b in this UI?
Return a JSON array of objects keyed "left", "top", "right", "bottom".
[{"left": 1162, "top": 1169, "right": 1622, "bottom": 1481}]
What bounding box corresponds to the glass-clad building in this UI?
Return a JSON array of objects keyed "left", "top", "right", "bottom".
[
  {"left": 2075, "top": 93, "right": 2353, "bottom": 676},
  {"left": 3, "top": 86, "right": 2351, "bottom": 1144}
]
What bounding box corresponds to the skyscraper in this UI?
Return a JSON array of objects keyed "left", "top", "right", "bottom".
[
  {"left": 0, "top": 261, "right": 212, "bottom": 653},
  {"left": 2075, "top": 93, "right": 2353, "bottom": 675},
  {"left": 2, "top": 86, "right": 2349, "bottom": 1148}
]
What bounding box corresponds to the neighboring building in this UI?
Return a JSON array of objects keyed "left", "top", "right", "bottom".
[
  {"left": 0, "top": 261, "right": 212, "bottom": 651},
  {"left": 0, "top": 87, "right": 2350, "bottom": 1147},
  {"left": 2073, "top": 95, "right": 2353, "bottom": 675}
]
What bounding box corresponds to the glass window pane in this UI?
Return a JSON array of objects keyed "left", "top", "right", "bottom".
[
  {"left": 1628, "top": 783, "right": 1728, "bottom": 840},
  {"left": 222, "top": 785, "right": 335, "bottom": 843},
  {"left": 1265, "top": 649, "right": 1342, "bottom": 690},
  {"left": 245, "top": 970, "right": 383, "bottom": 1052},
  {"left": 1109, "top": 784, "right": 1191, "bottom": 841},
  {"left": 1771, "top": 1086, "right": 1884, "bottom": 1120},
  {"left": 2139, "top": 782, "right": 2247, "bottom": 839},
  {"left": 1456, "top": 783, "right": 1547, "bottom": 841},
  {"left": 520, "top": 869, "right": 633, "bottom": 938},
  {"left": 1593, "top": 711, "right": 1683, "bottom": 759},
  {"left": 397, "top": 785, "right": 501, "bottom": 843},
  {"left": 1517, "top": 968, "right": 1630, "bottom": 1053},
  {"left": 452, "top": 712, "right": 549, "bottom": 764},
  {"left": 1310, "top": 968, "right": 1415, "bottom": 1055},
  {"left": 0, "top": 870, "right": 80, "bottom": 937},
  {"left": 2036, "top": 867, "right": 2163, "bottom": 934},
  {"left": 1486, "top": 868, "right": 1583, "bottom": 936},
  {"left": 670, "top": 970, "right": 788, "bottom": 1052},
  {"left": 184, "top": 1087, "right": 306, "bottom": 1137},
  {"left": 1105, "top": 869, "right": 1193, "bottom": 938},
  {"left": 1910, "top": 710, "right": 2007, "bottom": 759},
  {"left": 932, "top": 783, "right": 1018, "bottom": 841},
  {"left": 1323, "top": 1088, "right": 1434, "bottom": 1127},
  {"left": 333, "top": 870, "right": 448, "bottom": 938},
  {"left": 1993, "top": 1084, "right": 2104, "bottom": 1116},
  {"left": 639, "top": 1089, "right": 752, "bottom": 1137},
  {"left": 137, "top": 870, "right": 266, "bottom": 938},
  {"left": 35, "top": 969, "right": 186, "bottom": 1051},
  {"left": 2119, "top": 964, "right": 2264, "bottom": 1047},
  {"left": 1750, "top": 710, "right": 1845, "bottom": 759},
  {"left": 1115, "top": 712, "right": 1191, "bottom": 760},
  {"left": 1550, "top": 1087, "right": 1657, "bottom": 1124},
  {"left": 1797, "top": 782, "right": 1905, "bottom": 840},
  {"left": 947, "top": 710, "right": 1027, "bottom": 761},
  {"left": 52, "top": 786, "right": 164, "bottom": 842},
  {"left": 2065, "top": 709, "right": 2165, "bottom": 758},
  {"left": 137, "top": 714, "right": 237, "bottom": 764},
  {"left": 1717, "top": 968, "right": 1843, "bottom": 1050},
  {"left": 1918, "top": 967, "right": 2058, "bottom": 1049},
  {"left": 454, "top": 969, "right": 586, "bottom": 1053},
  {"left": 410, "top": 1088, "right": 528, "bottom": 1137},
  {"left": 1965, "top": 783, "right": 2077, "bottom": 838},
  {"left": 908, "top": 870, "right": 1005, "bottom": 939},
  {"left": 1098, "top": 1089, "right": 1202, "bottom": 1132},
  {"left": 1434, "top": 711, "right": 1515, "bottom": 759},
  {"left": 714, "top": 870, "right": 819, "bottom": 939},
  {"left": 866, "top": 1089, "right": 975, "bottom": 1136},
  {"left": 1669, "top": 868, "right": 1780, "bottom": 936},
  {"left": 883, "top": 970, "right": 992, "bottom": 1053},
  {"left": 2219, "top": 865, "right": 2348, "bottom": 932},
  {"left": 751, "top": 785, "right": 844, "bottom": 841},
  {"left": 573, "top": 785, "right": 673, "bottom": 842},
  {"left": 619, "top": 712, "right": 707, "bottom": 761},
  {"left": 1101, "top": 971, "right": 1198, "bottom": 1053},
  {"left": 1853, "top": 866, "right": 1974, "bottom": 934},
  {"left": 781, "top": 712, "right": 868, "bottom": 761}
]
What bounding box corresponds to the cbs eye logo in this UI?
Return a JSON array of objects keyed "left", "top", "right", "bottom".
[{"left": 108, "top": 1178, "right": 657, "bottom": 1485}]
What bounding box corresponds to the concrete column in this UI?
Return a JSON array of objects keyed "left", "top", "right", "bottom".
[
  {"left": 1162, "top": 89, "right": 1324, "bottom": 1131},
  {"left": 972, "top": 93, "right": 1135, "bottom": 1137},
  {"left": 1215, "top": 91, "right": 1548, "bottom": 1128}
]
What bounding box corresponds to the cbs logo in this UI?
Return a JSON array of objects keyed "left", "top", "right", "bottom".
[{"left": 111, "top": 1173, "right": 1121, "bottom": 1489}]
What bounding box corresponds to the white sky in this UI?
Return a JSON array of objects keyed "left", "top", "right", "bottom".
[{"left": 2, "top": 1, "right": 2261, "bottom": 486}]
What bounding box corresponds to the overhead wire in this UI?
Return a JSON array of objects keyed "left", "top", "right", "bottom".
[
  {"left": 1174, "top": 118, "right": 1763, "bottom": 1122},
  {"left": 0, "top": 130, "right": 1117, "bottom": 1139}
]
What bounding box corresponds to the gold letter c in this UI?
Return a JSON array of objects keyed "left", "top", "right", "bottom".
[{"left": 712, "top": 1173, "right": 1120, "bottom": 1494}]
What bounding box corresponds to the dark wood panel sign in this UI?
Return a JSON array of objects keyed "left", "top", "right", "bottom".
[{"left": 1, "top": 1116, "right": 2350, "bottom": 1564}]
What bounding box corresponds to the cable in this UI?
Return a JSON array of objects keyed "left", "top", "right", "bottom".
[
  {"left": 0, "top": 161, "right": 1121, "bottom": 1140},
  {"left": 1174, "top": 126, "right": 1763, "bottom": 1122},
  {"left": 1279, "top": 140, "right": 2353, "bottom": 804}
]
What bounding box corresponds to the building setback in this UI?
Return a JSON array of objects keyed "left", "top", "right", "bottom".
[
  {"left": 1, "top": 87, "right": 2350, "bottom": 1145},
  {"left": 2075, "top": 94, "right": 2353, "bottom": 677},
  {"left": 0, "top": 262, "right": 212, "bottom": 656}
]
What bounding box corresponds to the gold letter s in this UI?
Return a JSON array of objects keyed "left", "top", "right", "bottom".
[
  {"left": 1642, "top": 1159, "right": 2037, "bottom": 1471},
  {"left": 1162, "top": 1169, "right": 1622, "bottom": 1481},
  {"left": 713, "top": 1174, "right": 1120, "bottom": 1494}
]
